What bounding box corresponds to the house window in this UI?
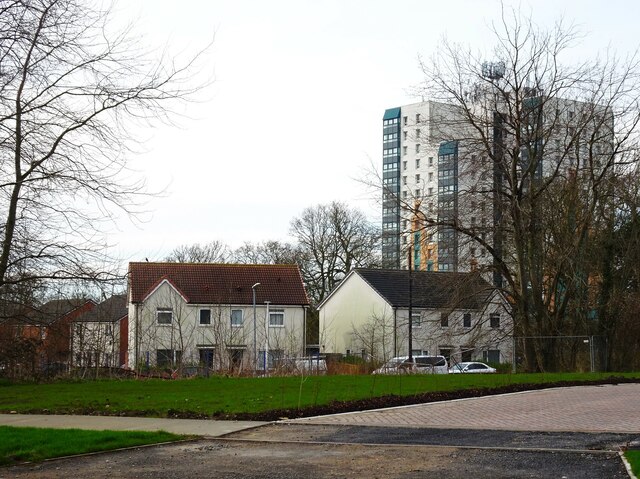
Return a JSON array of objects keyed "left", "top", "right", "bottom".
[
  {"left": 428, "top": 172, "right": 433, "bottom": 182},
  {"left": 416, "top": 158, "right": 420, "bottom": 168},
  {"left": 403, "top": 146, "right": 407, "bottom": 156},
  {"left": 416, "top": 144, "right": 421, "bottom": 153},
  {"left": 231, "top": 309, "right": 243, "bottom": 327},
  {"left": 428, "top": 187, "right": 433, "bottom": 195},
  {"left": 490, "top": 313, "right": 500, "bottom": 328},
  {"left": 415, "top": 174, "right": 420, "bottom": 182},
  {"left": 402, "top": 176, "right": 407, "bottom": 185},
  {"left": 199, "top": 348, "right": 215, "bottom": 368},
  {"left": 483, "top": 349, "right": 501, "bottom": 363},
  {"left": 403, "top": 161, "right": 407, "bottom": 170},
  {"left": 415, "top": 189, "right": 421, "bottom": 197},
  {"left": 258, "top": 349, "right": 284, "bottom": 369},
  {"left": 199, "top": 309, "right": 211, "bottom": 325},
  {"left": 157, "top": 349, "right": 181, "bottom": 367},
  {"left": 411, "top": 312, "right": 421, "bottom": 328},
  {"left": 440, "top": 313, "right": 449, "bottom": 327},
  {"left": 269, "top": 309, "right": 285, "bottom": 327},
  {"left": 403, "top": 130, "right": 407, "bottom": 140},
  {"left": 227, "top": 347, "right": 244, "bottom": 370},
  {"left": 461, "top": 347, "right": 473, "bottom": 362},
  {"left": 439, "top": 348, "right": 452, "bottom": 362},
  {"left": 428, "top": 156, "right": 433, "bottom": 166},
  {"left": 415, "top": 128, "right": 420, "bottom": 138},
  {"left": 403, "top": 116, "right": 408, "bottom": 125},
  {"left": 416, "top": 113, "right": 421, "bottom": 122},
  {"left": 463, "top": 313, "right": 471, "bottom": 328},
  {"left": 156, "top": 308, "right": 173, "bottom": 325}
]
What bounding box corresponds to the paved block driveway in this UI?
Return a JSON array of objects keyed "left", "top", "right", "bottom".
[{"left": 293, "top": 383, "right": 640, "bottom": 433}]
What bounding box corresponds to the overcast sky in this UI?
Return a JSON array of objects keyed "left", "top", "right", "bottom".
[{"left": 108, "top": 0, "right": 640, "bottom": 265}]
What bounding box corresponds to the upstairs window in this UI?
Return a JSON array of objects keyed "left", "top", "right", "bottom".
[
  {"left": 440, "top": 313, "right": 449, "bottom": 327},
  {"left": 490, "top": 313, "right": 500, "bottom": 328},
  {"left": 199, "top": 309, "right": 211, "bottom": 325},
  {"left": 463, "top": 313, "right": 471, "bottom": 328},
  {"left": 231, "top": 309, "right": 243, "bottom": 327},
  {"left": 156, "top": 308, "right": 173, "bottom": 325},
  {"left": 269, "top": 309, "right": 285, "bottom": 327}
]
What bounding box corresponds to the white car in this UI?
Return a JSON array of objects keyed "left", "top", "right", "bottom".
[
  {"left": 448, "top": 361, "right": 497, "bottom": 374},
  {"left": 373, "top": 355, "right": 449, "bottom": 375}
]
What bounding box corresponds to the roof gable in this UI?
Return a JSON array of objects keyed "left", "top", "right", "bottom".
[
  {"left": 129, "top": 262, "right": 310, "bottom": 306},
  {"left": 34, "top": 298, "right": 96, "bottom": 325},
  {"left": 74, "top": 294, "right": 128, "bottom": 323},
  {"left": 317, "top": 269, "right": 392, "bottom": 310},
  {"left": 354, "top": 269, "right": 494, "bottom": 310}
]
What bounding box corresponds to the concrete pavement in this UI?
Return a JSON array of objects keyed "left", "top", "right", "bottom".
[
  {"left": 0, "top": 414, "right": 268, "bottom": 437},
  {"left": 290, "top": 383, "right": 640, "bottom": 434}
]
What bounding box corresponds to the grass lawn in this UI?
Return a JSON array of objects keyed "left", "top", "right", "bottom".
[
  {"left": 0, "top": 426, "right": 185, "bottom": 466},
  {"left": 625, "top": 450, "right": 640, "bottom": 477},
  {"left": 0, "top": 372, "right": 638, "bottom": 418}
]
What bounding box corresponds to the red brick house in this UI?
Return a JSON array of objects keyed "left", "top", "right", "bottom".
[{"left": 0, "top": 298, "right": 95, "bottom": 375}]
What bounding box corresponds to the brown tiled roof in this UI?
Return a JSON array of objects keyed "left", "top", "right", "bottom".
[
  {"left": 129, "top": 262, "right": 310, "bottom": 306},
  {"left": 74, "top": 294, "right": 127, "bottom": 323},
  {"left": 34, "top": 298, "right": 96, "bottom": 325}
]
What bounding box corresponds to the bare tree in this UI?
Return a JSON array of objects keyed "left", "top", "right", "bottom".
[
  {"left": 401, "top": 8, "right": 640, "bottom": 371},
  {"left": 592, "top": 169, "right": 640, "bottom": 371},
  {"left": 349, "top": 312, "right": 395, "bottom": 365},
  {"left": 0, "top": 0, "right": 209, "bottom": 301},
  {"left": 165, "top": 241, "right": 230, "bottom": 263},
  {"left": 232, "top": 240, "right": 300, "bottom": 265},
  {"left": 290, "top": 202, "right": 381, "bottom": 304}
]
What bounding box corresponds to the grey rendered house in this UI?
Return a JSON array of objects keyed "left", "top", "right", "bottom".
[{"left": 318, "top": 268, "right": 512, "bottom": 364}]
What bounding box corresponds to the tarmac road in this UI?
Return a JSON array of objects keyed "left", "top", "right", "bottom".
[{"left": 1, "top": 433, "right": 631, "bottom": 479}]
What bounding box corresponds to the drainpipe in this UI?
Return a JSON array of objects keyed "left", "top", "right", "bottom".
[
  {"left": 303, "top": 305, "right": 308, "bottom": 356},
  {"left": 264, "top": 301, "right": 271, "bottom": 374},
  {"left": 393, "top": 307, "right": 397, "bottom": 357},
  {"left": 134, "top": 303, "right": 139, "bottom": 372}
]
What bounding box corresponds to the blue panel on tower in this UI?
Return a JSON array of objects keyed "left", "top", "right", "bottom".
[{"left": 383, "top": 108, "right": 401, "bottom": 120}]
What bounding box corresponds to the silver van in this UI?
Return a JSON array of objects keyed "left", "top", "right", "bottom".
[{"left": 372, "top": 355, "right": 449, "bottom": 375}]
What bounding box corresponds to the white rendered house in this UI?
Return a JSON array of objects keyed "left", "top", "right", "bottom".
[
  {"left": 319, "top": 268, "right": 512, "bottom": 364},
  {"left": 127, "top": 262, "right": 310, "bottom": 372}
]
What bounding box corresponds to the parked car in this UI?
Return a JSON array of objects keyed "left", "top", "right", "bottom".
[
  {"left": 448, "top": 361, "right": 496, "bottom": 374},
  {"left": 373, "top": 355, "right": 448, "bottom": 375},
  {"left": 292, "top": 356, "right": 327, "bottom": 374},
  {"left": 274, "top": 356, "right": 327, "bottom": 375}
]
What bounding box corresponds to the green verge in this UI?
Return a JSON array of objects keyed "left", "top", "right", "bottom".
[
  {"left": 0, "top": 372, "right": 638, "bottom": 417},
  {"left": 625, "top": 450, "right": 640, "bottom": 477},
  {"left": 0, "top": 426, "right": 185, "bottom": 466}
]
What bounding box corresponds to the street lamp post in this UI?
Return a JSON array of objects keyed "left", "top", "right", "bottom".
[
  {"left": 252, "top": 282, "right": 260, "bottom": 373},
  {"left": 264, "top": 301, "right": 271, "bottom": 375}
]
